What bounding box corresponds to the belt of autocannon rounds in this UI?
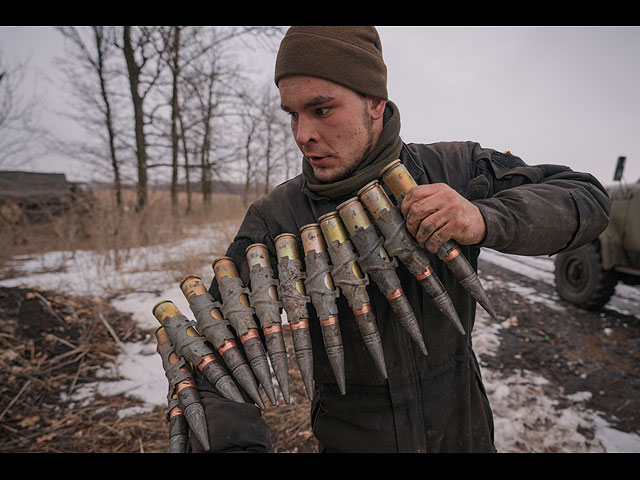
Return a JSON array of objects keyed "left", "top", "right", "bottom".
[
  {"left": 379, "top": 159, "right": 496, "bottom": 319},
  {"left": 275, "top": 233, "right": 314, "bottom": 401},
  {"left": 152, "top": 300, "right": 246, "bottom": 406},
  {"left": 336, "top": 197, "right": 428, "bottom": 356},
  {"left": 357, "top": 180, "right": 466, "bottom": 335},
  {"left": 156, "top": 326, "right": 209, "bottom": 451},
  {"left": 179, "top": 275, "right": 266, "bottom": 408},
  {"left": 318, "top": 211, "right": 388, "bottom": 379},
  {"left": 213, "top": 257, "right": 278, "bottom": 407},
  {"left": 300, "top": 223, "right": 346, "bottom": 395},
  {"left": 245, "top": 243, "right": 291, "bottom": 404}
]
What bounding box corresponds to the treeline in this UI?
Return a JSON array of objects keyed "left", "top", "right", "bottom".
[{"left": 51, "top": 26, "right": 299, "bottom": 213}]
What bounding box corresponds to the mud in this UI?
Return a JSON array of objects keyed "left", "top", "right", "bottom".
[
  {"left": 478, "top": 256, "right": 640, "bottom": 437},
  {"left": 1, "top": 251, "right": 638, "bottom": 452}
]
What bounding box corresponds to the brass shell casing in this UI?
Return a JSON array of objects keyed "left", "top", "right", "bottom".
[
  {"left": 155, "top": 325, "right": 171, "bottom": 345},
  {"left": 318, "top": 211, "right": 349, "bottom": 245},
  {"left": 337, "top": 197, "right": 392, "bottom": 263},
  {"left": 300, "top": 223, "right": 327, "bottom": 255},
  {"left": 153, "top": 300, "right": 182, "bottom": 323},
  {"left": 180, "top": 275, "right": 208, "bottom": 301},
  {"left": 336, "top": 197, "right": 373, "bottom": 235},
  {"left": 246, "top": 243, "right": 270, "bottom": 269},
  {"left": 180, "top": 275, "right": 226, "bottom": 323},
  {"left": 357, "top": 180, "right": 395, "bottom": 220},
  {"left": 275, "top": 233, "right": 300, "bottom": 261},
  {"left": 379, "top": 159, "right": 417, "bottom": 198},
  {"left": 246, "top": 243, "right": 280, "bottom": 305},
  {"left": 213, "top": 256, "right": 240, "bottom": 280}
]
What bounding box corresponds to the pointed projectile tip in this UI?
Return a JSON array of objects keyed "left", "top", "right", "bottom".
[
  {"left": 325, "top": 344, "right": 346, "bottom": 395},
  {"left": 389, "top": 296, "right": 428, "bottom": 356},
  {"left": 205, "top": 367, "right": 247, "bottom": 405},
  {"left": 290, "top": 321, "right": 314, "bottom": 400},
  {"left": 271, "top": 353, "right": 291, "bottom": 404},
  {"left": 459, "top": 274, "right": 497, "bottom": 319},
  {"left": 183, "top": 402, "right": 210, "bottom": 452},
  {"left": 298, "top": 354, "right": 314, "bottom": 401},
  {"left": 242, "top": 336, "right": 278, "bottom": 406},
  {"left": 360, "top": 331, "right": 388, "bottom": 379},
  {"left": 430, "top": 290, "right": 466, "bottom": 335},
  {"left": 353, "top": 309, "right": 388, "bottom": 379},
  {"left": 232, "top": 362, "right": 266, "bottom": 409}
]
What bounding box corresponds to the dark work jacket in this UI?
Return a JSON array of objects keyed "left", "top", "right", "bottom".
[{"left": 207, "top": 141, "right": 611, "bottom": 453}]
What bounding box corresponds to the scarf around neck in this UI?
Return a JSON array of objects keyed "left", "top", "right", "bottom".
[{"left": 302, "top": 99, "right": 403, "bottom": 199}]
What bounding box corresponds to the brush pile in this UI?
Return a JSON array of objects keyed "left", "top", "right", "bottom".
[{"left": 0, "top": 286, "right": 318, "bottom": 453}]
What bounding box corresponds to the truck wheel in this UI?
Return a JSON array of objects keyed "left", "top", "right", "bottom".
[{"left": 554, "top": 241, "right": 618, "bottom": 310}]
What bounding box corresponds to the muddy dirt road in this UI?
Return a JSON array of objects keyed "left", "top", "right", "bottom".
[{"left": 477, "top": 249, "right": 640, "bottom": 452}]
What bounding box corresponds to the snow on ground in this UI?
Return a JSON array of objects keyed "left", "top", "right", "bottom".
[
  {"left": 3, "top": 231, "right": 640, "bottom": 452},
  {"left": 2, "top": 222, "right": 235, "bottom": 415},
  {"left": 480, "top": 248, "right": 640, "bottom": 320},
  {"left": 474, "top": 307, "right": 640, "bottom": 452},
  {"left": 478, "top": 249, "right": 640, "bottom": 453}
]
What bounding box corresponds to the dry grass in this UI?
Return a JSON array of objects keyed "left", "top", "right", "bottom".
[
  {"left": 0, "top": 188, "right": 252, "bottom": 290},
  {"left": 0, "top": 285, "right": 319, "bottom": 453},
  {"left": 0, "top": 186, "right": 321, "bottom": 453},
  {"left": 1, "top": 188, "right": 249, "bottom": 261},
  {"left": 0, "top": 285, "right": 169, "bottom": 453}
]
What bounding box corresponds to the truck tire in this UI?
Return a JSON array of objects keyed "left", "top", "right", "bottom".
[{"left": 554, "top": 241, "right": 618, "bottom": 310}]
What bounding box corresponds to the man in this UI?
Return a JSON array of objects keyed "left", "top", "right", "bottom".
[{"left": 191, "top": 26, "right": 610, "bottom": 453}]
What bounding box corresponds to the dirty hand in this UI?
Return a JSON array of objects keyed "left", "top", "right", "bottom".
[{"left": 400, "top": 183, "right": 487, "bottom": 253}]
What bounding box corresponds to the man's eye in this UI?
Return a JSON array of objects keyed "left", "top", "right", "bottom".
[{"left": 316, "top": 107, "right": 330, "bottom": 116}]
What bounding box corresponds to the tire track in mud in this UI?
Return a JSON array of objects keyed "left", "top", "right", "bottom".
[{"left": 473, "top": 249, "right": 640, "bottom": 452}]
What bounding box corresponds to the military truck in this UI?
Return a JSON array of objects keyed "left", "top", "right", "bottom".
[
  {"left": 0, "top": 171, "right": 93, "bottom": 225},
  {"left": 554, "top": 156, "right": 640, "bottom": 310}
]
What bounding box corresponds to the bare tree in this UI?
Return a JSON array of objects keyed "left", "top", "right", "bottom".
[
  {"left": 0, "top": 50, "right": 45, "bottom": 168},
  {"left": 52, "top": 26, "right": 285, "bottom": 214},
  {"left": 121, "top": 26, "right": 166, "bottom": 211},
  {"left": 260, "top": 86, "right": 279, "bottom": 195},
  {"left": 253, "top": 82, "right": 295, "bottom": 196},
  {"left": 238, "top": 104, "right": 260, "bottom": 206},
  {"left": 167, "top": 26, "right": 181, "bottom": 210},
  {"left": 180, "top": 27, "right": 246, "bottom": 206},
  {"left": 281, "top": 112, "right": 301, "bottom": 181},
  {"left": 56, "top": 26, "right": 125, "bottom": 209},
  {"left": 154, "top": 26, "right": 209, "bottom": 211}
]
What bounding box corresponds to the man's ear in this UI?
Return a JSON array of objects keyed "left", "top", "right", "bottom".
[{"left": 369, "top": 97, "right": 387, "bottom": 120}]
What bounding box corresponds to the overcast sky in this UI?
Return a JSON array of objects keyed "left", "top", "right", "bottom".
[{"left": 1, "top": 25, "right": 639, "bottom": 187}]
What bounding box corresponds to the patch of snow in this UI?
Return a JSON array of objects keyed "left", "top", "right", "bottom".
[
  {"left": 4, "top": 224, "right": 639, "bottom": 451},
  {"left": 474, "top": 306, "right": 640, "bottom": 453}
]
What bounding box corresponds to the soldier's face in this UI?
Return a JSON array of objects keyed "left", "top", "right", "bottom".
[{"left": 279, "top": 75, "right": 386, "bottom": 184}]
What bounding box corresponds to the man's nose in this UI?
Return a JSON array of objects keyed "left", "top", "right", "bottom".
[{"left": 295, "top": 116, "right": 318, "bottom": 146}]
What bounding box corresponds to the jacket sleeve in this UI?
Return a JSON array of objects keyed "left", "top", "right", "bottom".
[{"left": 468, "top": 146, "right": 611, "bottom": 256}]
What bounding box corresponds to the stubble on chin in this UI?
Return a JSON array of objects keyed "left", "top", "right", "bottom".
[{"left": 312, "top": 158, "right": 359, "bottom": 184}]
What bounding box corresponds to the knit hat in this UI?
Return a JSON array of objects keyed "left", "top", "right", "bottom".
[{"left": 274, "top": 26, "right": 388, "bottom": 100}]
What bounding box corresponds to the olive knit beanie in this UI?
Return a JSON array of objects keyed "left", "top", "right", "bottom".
[{"left": 274, "top": 26, "right": 388, "bottom": 100}]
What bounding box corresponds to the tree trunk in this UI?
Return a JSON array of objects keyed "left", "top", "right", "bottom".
[
  {"left": 170, "top": 26, "right": 181, "bottom": 212},
  {"left": 243, "top": 122, "right": 255, "bottom": 207},
  {"left": 178, "top": 112, "right": 192, "bottom": 215},
  {"left": 93, "top": 27, "right": 122, "bottom": 211},
  {"left": 199, "top": 75, "right": 214, "bottom": 207},
  {"left": 122, "top": 26, "right": 148, "bottom": 211}
]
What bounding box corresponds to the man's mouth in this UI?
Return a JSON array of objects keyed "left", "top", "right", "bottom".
[{"left": 306, "top": 155, "right": 331, "bottom": 166}]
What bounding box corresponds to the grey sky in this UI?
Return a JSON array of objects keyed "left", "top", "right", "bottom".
[{"left": 1, "top": 25, "right": 639, "bottom": 187}]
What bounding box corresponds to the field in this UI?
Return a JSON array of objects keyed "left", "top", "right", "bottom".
[
  {"left": 1, "top": 187, "right": 639, "bottom": 453},
  {"left": 0, "top": 188, "right": 319, "bottom": 453}
]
